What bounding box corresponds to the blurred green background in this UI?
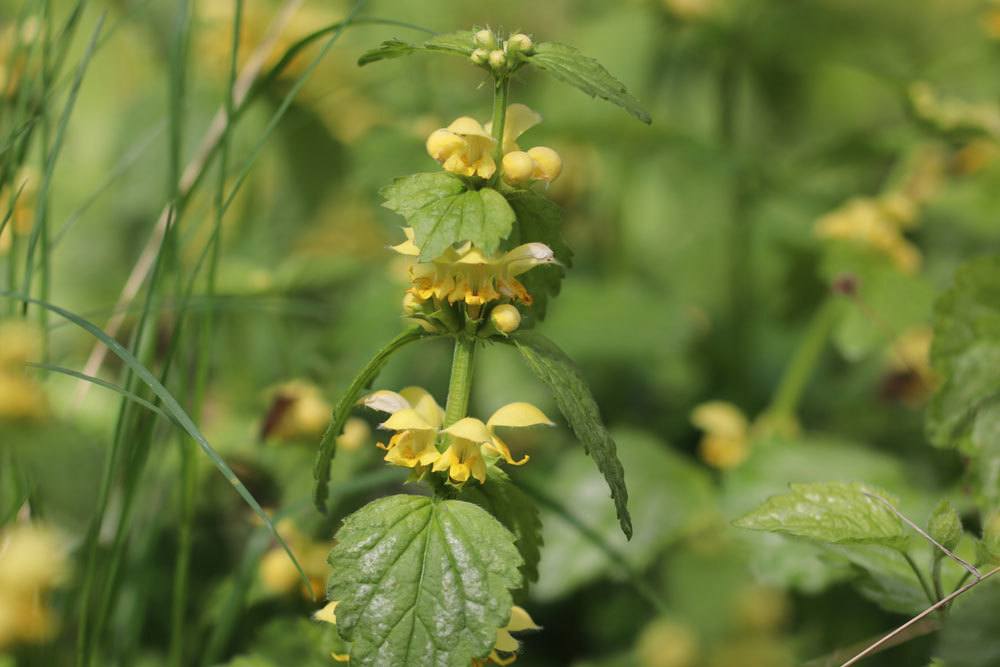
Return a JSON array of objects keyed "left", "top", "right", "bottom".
[{"left": 2, "top": 0, "right": 1000, "bottom": 665}]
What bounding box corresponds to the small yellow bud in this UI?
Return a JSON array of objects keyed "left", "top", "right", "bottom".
[
  {"left": 491, "top": 304, "right": 521, "bottom": 334},
  {"left": 502, "top": 151, "right": 535, "bottom": 185},
  {"left": 507, "top": 33, "right": 533, "bottom": 54},
  {"left": 488, "top": 49, "right": 507, "bottom": 70},
  {"left": 527, "top": 146, "right": 562, "bottom": 182},
  {"left": 473, "top": 29, "right": 496, "bottom": 49},
  {"left": 470, "top": 48, "right": 489, "bottom": 65}
]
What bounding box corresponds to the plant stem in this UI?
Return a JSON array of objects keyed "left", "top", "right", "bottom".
[
  {"left": 488, "top": 75, "right": 509, "bottom": 186},
  {"left": 766, "top": 296, "right": 840, "bottom": 419},
  {"left": 931, "top": 554, "right": 945, "bottom": 604},
  {"left": 903, "top": 552, "right": 936, "bottom": 607},
  {"left": 443, "top": 335, "right": 476, "bottom": 427}
]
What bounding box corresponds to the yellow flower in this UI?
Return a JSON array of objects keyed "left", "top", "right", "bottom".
[
  {"left": 0, "top": 523, "right": 67, "bottom": 649},
  {"left": 691, "top": 401, "right": 749, "bottom": 469},
  {"left": 0, "top": 167, "right": 39, "bottom": 255},
  {"left": 442, "top": 402, "right": 554, "bottom": 469},
  {"left": 636, "top": 618, "right": 699, "bottom": 667},
  {"left": 0, "top": 19, "right": 39, "bottom": 99},
  {"left": 392, "top": 228, "right": 557, "bottom": 307},
  {"left": 882, "top": 326, "right": 936, "bottom": 406},
  {"left": 261, "top": 380, "right": 331, "bottom": 442},
  {"left": 472, "top": 606, "right": 541, "bottom": 666},
  {"left": 426, "top": 117, "right": 497, "bottom": 179},
  {"left": 363, "top": 387, "right": 445, "bottom": 472},
  {"left": 426, "top": 105, "right": 562, "bottom": 185},
  {"left": 432, "top": 434, "right": 487, "bottom": 485},
  {"left": 259, "top": 519, "right": 330, "bottom": 599},
  {"left": 313, "top": 601, "right": 350, "bottom": 662},
  {"left": 814, "top": 196, "right": 922, "bottom": 274},
  {"left": 0, "top": 319, "right": 46, "bottom": 423}
]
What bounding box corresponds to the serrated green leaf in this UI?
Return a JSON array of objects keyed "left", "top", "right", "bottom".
[
  {"left": 508, "top": 331, "right": 632, "bottom": 539},
  {"left": 358, "top": 30, "right": 474, "bottom": 66},
  {"left": 381, "top": 174, "right": 516, "bottom": 260},
  {"left": 526, "top": 41, "right": 651, "bottom": 124},
  {"left": 734, "top": 482, "right": 908, "bottom": 549},
  {"left": 505, "top": 189, "right": 572, "bottom": 320},
  {"left": 928, "top": 255, "right": 1000, "bottom": 451},
  {"left": 461, "top": 467, "right": 543, "bottom": 588},
  {"left": 313, "top": 328, "right": 427, "bottom": 512},
  {"left": 327, "top": 495, "right": 522, "bottom": 666}
]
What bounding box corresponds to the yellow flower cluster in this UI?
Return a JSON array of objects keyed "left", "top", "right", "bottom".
[
  {"left": 908, "top": 81, "right": 1000, "bottom": 140},
  {"left": 392, "top": 228, "right": 556, "bottom": 316},
  {"left": 814, "top": 193, "right": 922, "bottom": 274},
  {"left": 0, "top": 319, "right": 46, "bottom": 422},
  {"left": 315, "top": 601, "right": 540, "bottom": 666},
  {"left": 690, "top": 401, "right": 749, "bottom": 469},
  {"left": 0, "top": 167, "right": 39, "bottom": 256},
  {"left": 0, "top": 523, "right": 67, "bottom": 649},
  {"left": 426, "top": 104, "right": 562, "bottom": 185},
  {"left": 259, "top": 519, "right": 331, "bottom": 600},
  {"left": 362, "top": 387, "right": 553, "bottom": 486}
]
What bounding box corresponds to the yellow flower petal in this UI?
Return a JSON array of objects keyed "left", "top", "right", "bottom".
[
  {"left": 494, "top": 628, "right": 519, "bottom": 653},
  {"left": 314, "top": 601, "right": 338, "bottom": 625},
  {"left": 527, "top": 146, "right": 562, "bottom": 182},
  {"left": 502, "top": 151, "right": 535, "bottom": 185},
  {"left": 502, "top": 243, "right": 556, "bottom": 276},
  {"left": 506, "top": 606, "right": 541, "bottom": 632},
  {"left": 486, "top": 402, "right": 554, "bottom": 429},
  {"left": 442, "top": 417, "right": 492, "bottom": 443},
  {"left": 361, "top": 389, "right": 411, "bottom": 415},
  {"left": 390, "top": 227, "right": 420, "bottom": 256},
  {"left": 380, "top": 407, "right": 436, "bottom": 431},
  {"left": 690, "top": 401, "right": 747, "bottom": 439},
  {"left": 447, "top": 116, "right": 493, "bottom": 140},
  {"left": 426, "top": 128, "right": 465, "bottom": 161}
]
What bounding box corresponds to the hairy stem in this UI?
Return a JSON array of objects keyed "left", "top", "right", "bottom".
[
  {"left": 443, "top": 335, "right": 476, "bottom": 427},
  {"left": 488, "top": 75, "right": 509, "bottom": 186}
]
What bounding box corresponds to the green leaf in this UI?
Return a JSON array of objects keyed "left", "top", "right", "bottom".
[
  {"left": 505, "top": 189, "right": 573, "bottom": 320},
  {"left": 461, "top": 467, "right": 543, "bottom": 588},
  {"left": 531, "top": 429, "right": 713, "bottom": 601},
  {"left": 526, "top": 41, "right": 651, "bottom": 124},
  {"left": 358, "top": 30, "right": 474, "bottom": 66},
  {"left": 937, "top": 578, "right": 1000, "bottom": 667},
  {"left": 734, "top": 482, "right": 908, "bottom": 549},
  {"left": 313, "top": 328, "right": 427, "bottom": 512},
  {"left": 508, "top": 331, "right": 632, "bottom": 539},
  {"left": 928, "top": 255, "right": 1000, "bottom": 450},
  {"left": 327, "top": 495, "right": 522, "bottom": 666},
  {"left": 381, "top": 173, "right": 516, "bottom": 261}
]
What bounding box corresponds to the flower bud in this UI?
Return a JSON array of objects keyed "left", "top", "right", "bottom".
[
  {"left": 473, "top": 29, "right": 496, "bottom": 49},
  {"left": 470, "top": 48, "right": 490, "bottom": 65},
  {"left": 402, "top": 292, "right": 423, "bottom": 316},
  {"left": 507, "top": 33, "right": 534, "bottom": 54},
  {"left": 425, "top": 128, "right": 464, "bottom": 162},
  {"left": 928, "top": 500, "right": 962, "bottom": 552},
  {"left": 527, "top": 146, "right": 562, "bottom": 182},
  {"left": 488, "top": 49, "right": 507, "bottom": 71},
  {"left": 491, "top": 304, "right": 521, "bottom": 334},
  {"left": 502, "top": 151, "right": 534, "bottom": 185}
]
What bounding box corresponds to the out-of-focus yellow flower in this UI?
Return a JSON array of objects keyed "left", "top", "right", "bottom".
[
  {"left": 882, "top": 326, "right": 936, "bottom": 406},
  {"left": 0, "top": 319, "right": 46, "bottom": 423},
  {"left": 814, "top": 195, "right": 922, "bottom": 274},
  {"left": 313, "top": 601, "right": 350, "bottom": 662},
  {"left": 953, "top": 138, "right": 1000, "bottom": 175},
  {"left": 471, "top": 605, "right": 541, "bottom": 666},
  {"left": 986, "top": 2, "right": 1000, "bottom": 40},
  {"left": 636, "top": 618, "right": 700, "bottom": 667},
  {"left": 426, "top": 117, "right": 497, "bottom": 179},
  {"left": 909, "top": 82, "right": 1000, "bottom": 140},
  {"left": 259, "top": 519, "right": 330, "bottom": 599},
  {"left": 337, "top": 416, "right": 370, "bottom": 452},
  {"left": 363, "top": 387, "right": 445, "bottom": 474},
  {"left": 0, "top": 167, "right": 39, "bottom": 255},
  {"left": 441, "top": 402, "right": 553, "bottom": 469},
  {"left": 261, "top": 380, "right": 331, "bottom": 442},
  {"left": 733, "top": 585, "right": 790, "bottom": 633},
  {"left": 707, "top": 637, "right": 794, "bottom": 667},
  {"left": 0, "top": 523, "right": 67, "bottom": 649},
  {"left": 691, "top": 401, "right": 749, "bottom": 469},
  {"left": 392, "top": 228, "right": 557, "bottom": 308},
  {"left": 0, "top": 18, "right": 40, "bottom": 99},
  {"left": 662, "top": 0, "right": 716, "bottom": 21}
]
